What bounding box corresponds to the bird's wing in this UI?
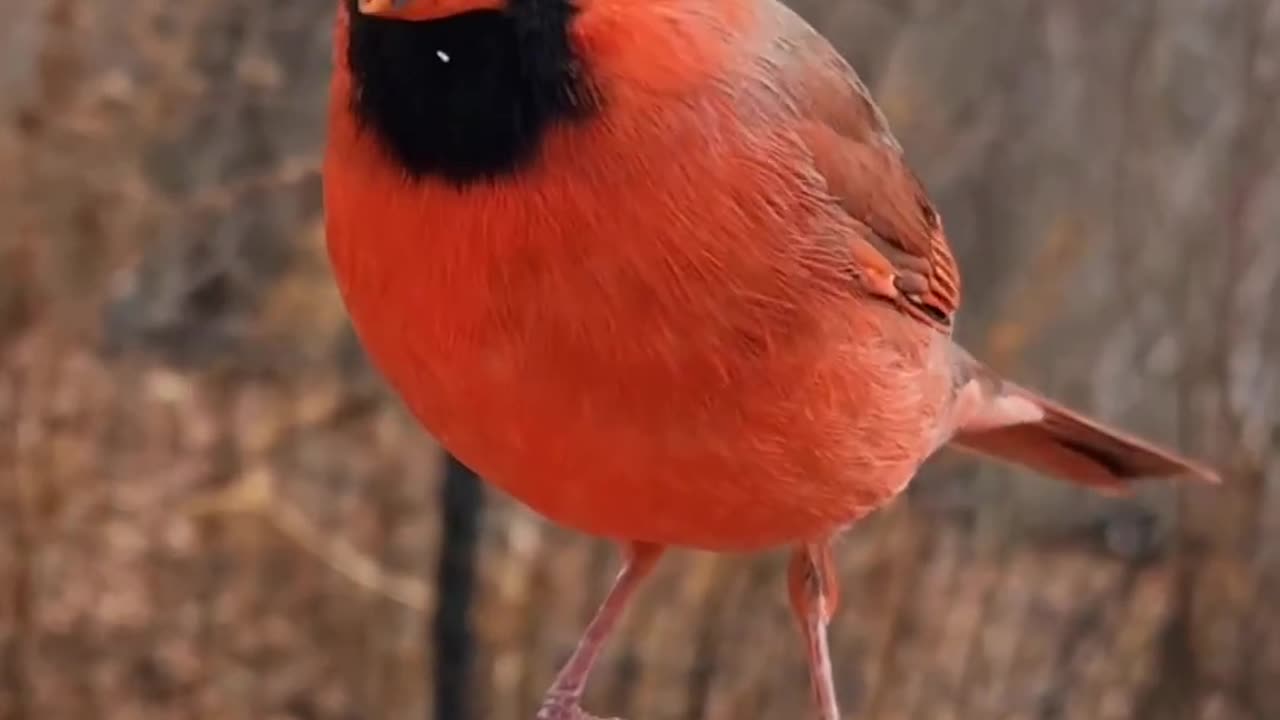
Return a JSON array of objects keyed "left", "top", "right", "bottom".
[{"left": 772, "top": 15, "right": 961, "bottom": 332}]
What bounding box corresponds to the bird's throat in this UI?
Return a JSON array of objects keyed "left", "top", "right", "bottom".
[{"left": 342, "top": 0, "right": 596, "bottom": 184}]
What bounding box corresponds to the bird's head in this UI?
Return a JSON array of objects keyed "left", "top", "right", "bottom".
[
  {"left": 355, "top": 0, "right": 507, "bottom": 21},
  {"left": 340, "top": 0, "right": 593, "bottom": 184}
]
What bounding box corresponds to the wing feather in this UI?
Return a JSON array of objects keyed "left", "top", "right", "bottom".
[{"left": 771, "top": 12, "right": 962, "bottom": 331}]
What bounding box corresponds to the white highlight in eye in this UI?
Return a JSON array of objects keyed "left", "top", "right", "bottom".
[{"left": 436, "top": 50, "right": 451, "bottom": 63}]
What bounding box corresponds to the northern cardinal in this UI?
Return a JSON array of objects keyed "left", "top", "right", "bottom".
[{"left": 323, "top": 1, "right": 1219, "bottom": 718}]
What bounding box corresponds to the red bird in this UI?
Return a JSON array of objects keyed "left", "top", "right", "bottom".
[{"left": 323, "top": 0, "right": 1219, "bottom": 717}]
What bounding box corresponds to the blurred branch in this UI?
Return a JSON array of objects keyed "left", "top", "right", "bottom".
[
  {"left": 1, "top": 366, "right": 33, "bottom": 720},
  {"left": 184, "top": 466, "right": 432, "bottom": 613},
  {"left": 983, "top": 216, "right": 1088, "bottom": 372},
  {"left": 1213, "top": 0, "right": 1280, "bottom": 467},
  {"left": 183, "top": 156, "right": 319, "bottom": 214},
  {"left": 434, "top": 454, "right": 485, "bottom": 720}
]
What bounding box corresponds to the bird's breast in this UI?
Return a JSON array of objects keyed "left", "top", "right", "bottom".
[{"left": 323, "top": 83, "right": 949, "bottom": 550}]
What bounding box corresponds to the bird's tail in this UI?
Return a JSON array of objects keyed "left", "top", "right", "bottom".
[{"left": 946, "top": 346, "right": 1220, "bottom": 493}]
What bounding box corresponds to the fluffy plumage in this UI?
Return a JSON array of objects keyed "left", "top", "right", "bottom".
[{"left": 323, "top": 2, "right": 1218, "bottom": 718}]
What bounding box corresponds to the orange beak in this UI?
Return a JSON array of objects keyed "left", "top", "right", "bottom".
[
  {"left": 355, "top": 0, "right": 506, "bottom": 20},
  {"left": 357, "top": 0, "right": 410, "bottom": 15}
]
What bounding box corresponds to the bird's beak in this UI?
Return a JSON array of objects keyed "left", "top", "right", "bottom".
[
  {"left": 357, "top": 0, "right": 408, "bottom": 16},
  {"left": 355, "top": 0, "right": 505, "bottom": 19}
]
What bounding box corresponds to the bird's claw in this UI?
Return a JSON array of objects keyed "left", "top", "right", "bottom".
[{"left": 536, "top": 701, "right": 623, "bottom": 720}]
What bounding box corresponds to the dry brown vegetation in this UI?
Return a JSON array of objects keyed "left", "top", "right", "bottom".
[{"left": 2, "top": 1, "right": 1278, "bottom": 718}]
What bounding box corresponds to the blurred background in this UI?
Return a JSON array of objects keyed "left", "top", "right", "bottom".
[{"left": 1, "top": 0, "right": 1278, "bottom": 718}]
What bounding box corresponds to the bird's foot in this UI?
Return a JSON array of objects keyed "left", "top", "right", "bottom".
[{"left": 536, "top": 697, "right": 621, "bottom": 720}]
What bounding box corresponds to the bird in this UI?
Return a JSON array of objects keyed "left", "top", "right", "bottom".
[{"left": 322, "top": 0, "right": 1220, "bottom": 717}]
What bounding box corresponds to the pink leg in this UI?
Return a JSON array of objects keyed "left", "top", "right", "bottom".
[
  {"left": 787, "top": 541, "right": 842, "bottom": 720},
  {"left": 537, "top": 542, "right": 663, "bottom": 720}
]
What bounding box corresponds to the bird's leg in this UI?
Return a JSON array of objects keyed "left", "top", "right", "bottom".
[
  {"left": 787, "top": 540, "right": 841, "bottom": 720},
  {"left": 537, "top": 541, "right": 664, "bottom": 720}
]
